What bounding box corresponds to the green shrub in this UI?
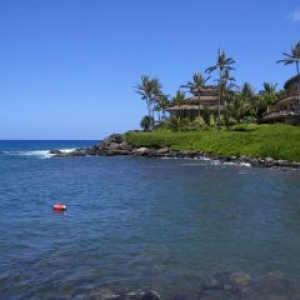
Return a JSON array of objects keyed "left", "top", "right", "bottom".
[
  {"left": 231, "top": 124, "right": 258, "bottom": 131},
  {"left": 241, "top": 115, "right": 257, "bottom": 124},
  {"left": 228, "top": 116, "right": 238, "bottom": 126},
  {"left": 190, "top": 116, "right": 209, "bottom": 130},
  {"left": 125, "top": 124, "right": 300, "bottom": 161},
  {"left": 216, "top": 115, "right": 225, "bottom": 126},
  {"left": 209, "top": 115, "right": 215, "bottom": 127},
  {"left": 140, "top": 115, "right": 154, "bottom": 131}
]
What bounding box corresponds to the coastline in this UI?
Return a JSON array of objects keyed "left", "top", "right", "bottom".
[{"left": 50, "top": 133, "right": 300, "bottom": 170}]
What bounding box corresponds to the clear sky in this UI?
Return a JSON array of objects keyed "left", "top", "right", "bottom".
[{"left": 1, "top": 0, "right": 300, "bottom": 140}]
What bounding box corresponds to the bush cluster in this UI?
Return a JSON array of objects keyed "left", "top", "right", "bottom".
[{"left": 125, "top": 124, "right": 300, "bottom": 161}]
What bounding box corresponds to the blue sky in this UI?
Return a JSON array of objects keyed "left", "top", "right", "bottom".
[{"left": 0, "top": 0, "right": 300, "bottom": 139}]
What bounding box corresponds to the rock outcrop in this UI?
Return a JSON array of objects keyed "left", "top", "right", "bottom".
[
  {"left": 89, "top": 290, "right": 160, "bottom": 300},
  {"left": 50, "top": 134, "right": 300, "bottom": 169}
]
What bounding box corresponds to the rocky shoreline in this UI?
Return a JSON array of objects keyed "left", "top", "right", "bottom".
[{"left": 50, "top": 134, "right": 300, "bottom": 170}]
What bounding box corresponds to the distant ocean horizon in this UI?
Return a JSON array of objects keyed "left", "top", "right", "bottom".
[{"left": 1, "top": 140, "right": 300, "bottom": 300}]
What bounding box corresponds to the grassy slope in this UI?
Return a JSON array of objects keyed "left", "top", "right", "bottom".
[{"left": 125, "top": 124, "right": 300, "bottom": 161}]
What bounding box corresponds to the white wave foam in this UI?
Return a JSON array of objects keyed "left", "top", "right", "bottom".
[
  {"left": 3, "top": 148, "right": 76, "bottom": 159},
  {"left": 177, "top": 156, "right": 251, "bottom": 168},
  {"left": 181, "top": 163, "right": 206, "bottom": 166},
  {"left": 25, "top": 150, "right": 52, "bottom": 158},
  {"left": 3, "top": 150, "right": 51, "bottom": 159},
  {"left": 239, "top": 162, "right": 251, "bottom": 167},
  {"left": 223, "top": 161, "right": 251, "bottom": 168},
  {"left": 59, "top": 148, "right": 76, "bottom": 153},
  {"left": 161, "top": 156, "right": 212, "bottom": 161}
]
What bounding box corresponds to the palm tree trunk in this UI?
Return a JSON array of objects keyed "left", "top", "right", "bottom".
[
  {"left": 218, "top": 94, "right": 221, "bottom": 117},
  {"left": 146, "top": 98, "right": 153, "bottom": 130},
  {"left": 218, "top": 70, "right": 222, "bottom": 118},
  {"left": 297, "top": 61, "right": 300, "bottom": 110},
  {"left": 151, "top": 107, "right": 155, "bottom": 128},
  {"left": 198, "top": 94, "right": 201, "bottom": 117}
]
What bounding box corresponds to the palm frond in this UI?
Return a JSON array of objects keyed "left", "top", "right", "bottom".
[{"left": 205, "top": 65, "right": 217, "bottom": 73}]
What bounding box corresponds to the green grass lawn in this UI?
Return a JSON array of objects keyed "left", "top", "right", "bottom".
[{"left": 125, "top": 124, "right": 300, "bottom": 161}]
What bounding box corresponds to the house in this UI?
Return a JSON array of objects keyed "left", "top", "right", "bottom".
[
  {"left": 165, "top": 87, "right": 220, "bottom": 120},
  {"left": 261, "top": 74, "right": 300, "bottom": 124}
]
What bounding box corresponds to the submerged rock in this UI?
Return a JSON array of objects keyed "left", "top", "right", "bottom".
[
  {"left": 229, "top": 272, "right": 252, "bottom": 286},
  {"left": 89, "top": 288, "right": 116, "bottom": 300},
  {"left": 197, "top": 270, "right": 253, "bottom": 299},
  {"left": 105, "top": 291, "right": 160, "bottom": 300},
  {"left": 88, "top": 289, "right": 160, "bottom": 300}
]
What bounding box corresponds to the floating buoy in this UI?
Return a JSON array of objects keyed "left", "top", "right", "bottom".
[{"left": 52, "top": 204, "right": 67, "bottom": 211}]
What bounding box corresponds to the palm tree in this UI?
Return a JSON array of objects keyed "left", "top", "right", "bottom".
[
  {"left": 157, "top": 94, "right": 170, "bottom": 120},
  {"left": 277, "top": 41, "right": 300, "bottom": 106},
  {"left": 135, "top": 75, "right": 162, "bottom": 130},
  {"left": 239, "top": 82, "right": 255, "bottom": 119},
  {"left": 240, "top": 82, "right": 255, "bottom": 102},
  {"left": 252, "top": 83, "right": 278, "bottom": 121},
  {"left": 153, "top": 94, "right": 170, "bottom": 122},
  {"left": 205, "top": 48, "right": 236, "bottom": 117},
  {"left": 226, "top": 94, "right": 249, "bottom": 123},
  {"left": 260, "top": 82, "right": 278, "bottom": 115},
  {"left": 181, "top": 72, "right": 210, "bottom": 117},
  {"left": 217, "top": 68, "right": 237, "bottom": 106},
  {"left": 172, "top": 90, "right": 187, "bottom": 118},
  {"left": 277, "top": 41, "right": 300, "bottom": 77},
  {"left": 254, "top": 95, "right": 270, "bottom": 122},
  {"left": 262, "top": 82, "right": 278, "bottom": 96}
]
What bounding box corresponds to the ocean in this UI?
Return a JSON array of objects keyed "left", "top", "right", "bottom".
[{"left": 1, "top": 140, "right": 300, "bottom": 300}]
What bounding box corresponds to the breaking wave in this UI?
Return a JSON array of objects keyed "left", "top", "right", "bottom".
[{"left": 2, "top": 148, "right": 76, "bottom": 159}]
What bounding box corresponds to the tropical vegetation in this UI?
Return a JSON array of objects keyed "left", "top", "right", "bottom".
[
  {"left": 135, "top": 41, "right": 300, "bottom": 132},
  {"left": 134, "top": 75, "right": 162, "bottom": 130},
  {"left": 277, "top": 41, "right": 300, "bottom": 104},
  {"left": 125, "top": 124, "right": 300, "bottom": 162},
  {"left": 205, "top": 48, "right": 236, "bottom": 117},
  {"left": 277, "top": 41, "right": 300, "bottom": 78}
]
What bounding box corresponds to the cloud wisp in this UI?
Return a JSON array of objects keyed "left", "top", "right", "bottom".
[{"left": 289, "top": 9, "right": 300, "bottom": 21}]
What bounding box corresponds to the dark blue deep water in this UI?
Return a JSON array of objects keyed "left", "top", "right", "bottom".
[{"left": 1, "top": 140, "right": 300, "bottom": 300}]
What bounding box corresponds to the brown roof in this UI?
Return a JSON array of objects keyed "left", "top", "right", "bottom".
[
  {"left": 272, "top": 92, "right": 300, "bottom": 106},
  {"left": 165, "top": 104, "right": 221, "bottom": 111},
  {"left": 276, "top": 96, "right": 299, "bottom": 105},
  {"left": 262, "top": 112, "right": 287, "bottom": 121},
  {"left": 188, "top": 96, "right": 217, "bottom": 104},
  {"left": 284, "top": 74, "right": 300, "bottom": 90},
  {"left": 166, "top": 105, "right": 198, "bottom": 111},
  {"left": 262, "top": 111, "right": 300, "bottom": 121},
  {"left": 192, "top": 87, "right": 216, "bottom": 94}
]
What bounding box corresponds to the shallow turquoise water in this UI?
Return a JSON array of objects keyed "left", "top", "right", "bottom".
[{"left": 1, "top": 141, "right": 300, "bottom": 299}]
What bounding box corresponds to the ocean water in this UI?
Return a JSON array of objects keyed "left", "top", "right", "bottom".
[{"left": 1, "top": 140, "right": 300, "bottom": 300}]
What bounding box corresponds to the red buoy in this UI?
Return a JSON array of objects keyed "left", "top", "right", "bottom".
[{"left": 52, "top": 204, "right": 67, "bottom": 211}]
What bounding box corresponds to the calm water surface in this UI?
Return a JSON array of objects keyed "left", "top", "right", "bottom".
[{"left": 1, "top": 140, "right": 300, "bottom": 300}]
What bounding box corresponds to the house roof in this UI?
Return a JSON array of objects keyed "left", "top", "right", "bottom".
[
  {"left": 165, "top": 104, "right": 221, "bottom": 111},
  {"left": 191, "top": 87, "right": 216, "bottom": 94},
  {"left": 262, "top": 112, "right": 287, "bottom": 121},
  {"left": 284, "top": 74, "right": 300, "bottom": 90},
  {"left": 261, "top": 111, "right": 300, "bottom": 122},
  {"left": 276, "top": 95, "right": 299, "bottom": 105},
  {"left": 188, "top": 95, "right": 217, "bottom": 104}
]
